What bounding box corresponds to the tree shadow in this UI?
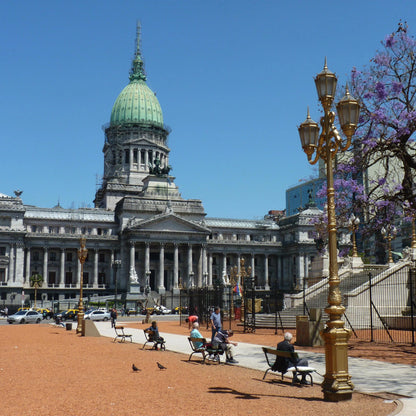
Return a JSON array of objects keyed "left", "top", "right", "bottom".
[
  {"left": 208, "top": 386, "right": 260, "bottom": 400},
  {"left": 208, "top": 379, "right": 324, "bottom": 402}
]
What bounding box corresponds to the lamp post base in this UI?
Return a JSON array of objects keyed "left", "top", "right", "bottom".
[
  {"left": 76, "top": 312, "right": 85, "bottom": 336},
  {"left": 321, "top": 325, "right": 354, "bottom": 401}
]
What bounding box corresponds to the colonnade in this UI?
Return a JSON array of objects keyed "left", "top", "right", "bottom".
[
  {"left": 127, "top": 241, "right": 275, "bottom": 293},
  {"left": 22, "top": 246, "right": 116, "bottom": 289}
]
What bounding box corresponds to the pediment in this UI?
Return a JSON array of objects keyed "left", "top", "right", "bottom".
[{"left": 126, "top": 212, "right": 210, "bottom": 235}]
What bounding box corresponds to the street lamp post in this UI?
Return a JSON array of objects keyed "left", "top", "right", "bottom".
[
  {"left": 298, "top": 59, "right": 360, "bottom": 401},
  {"left": 113, "top": 260, "right": 121, "bottom": 308},
  {"left": 29, "top": 274, "right": 43, "bottom": 309},
  {"left": 381, "top": 225, "right": 397, "bottom": 264},
  {"left": 77, "top": 238, "right": 88, "bottom": 335},
  {"left": 348, "top": 214, "right": 360, "bottom": 257}
]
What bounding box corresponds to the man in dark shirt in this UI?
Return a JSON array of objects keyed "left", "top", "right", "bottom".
[
  {"left": 212, "top": 329, "right": 238, "bottom": 364},
  {"left": 274, "top": 332, "right": 309, "bottom": 384}
]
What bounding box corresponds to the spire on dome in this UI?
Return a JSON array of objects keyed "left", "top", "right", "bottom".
[{"left": 129, "top": 21, "right": 147, "bottom": 82}]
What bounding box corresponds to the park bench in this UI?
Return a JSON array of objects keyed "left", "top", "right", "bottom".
[
  {"left": 142, "top": 329, "right": 166, "bottom": 351},
  {"left": 187, "top": 337, "right": 224, "bottom": 363},
  {"left": 262, "top": 347, "right": 315, "bottom": 386},
  {"left": 113, "top": 326, "right": 133, "bottom": 343}
]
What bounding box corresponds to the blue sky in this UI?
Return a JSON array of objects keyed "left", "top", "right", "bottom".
[{"left": 1, "top": 0, "right": 415, "bottom": 219}]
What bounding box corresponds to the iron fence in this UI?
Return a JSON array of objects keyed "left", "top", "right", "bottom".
[{"left": 340, "top": 265, "right": 416, "bottom": 345}]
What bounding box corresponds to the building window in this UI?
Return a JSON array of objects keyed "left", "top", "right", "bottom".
[
  {"left": 83, "top": 272, "right": 89, "bottom": 285},
  {"left": 48, "top": 271, "right": 56, "bottom": 285},
  {"left": 50, "top": 252, "right": 57, "bottom": 262},
  {"left": 32, "top": 226, "right": 37, "bottom": 233},
  {"left": 97, "top": 228, "right": 102, "bottom": 235},
  {"left": 0, "top": 269, "right": 5, "bottom": 283},
  {"left": 0, "top": 247, "right": 5, "bottom": 256},
  {"left": 99, "top": 253, "right": 106, "bottom": 263},
  {"left": 133, "top": 149, "right": 138, "bottom": 163},
  {"left": 125, "top": 149, "right": 130, "bottom": 164},
  {"left": 65, "top": 272, "right": 73, "bottom": 285},
  {"left": 98, "top": 272, "right": 106, "bottom": 285},
  {"left": 33, "top": 252, "right": 40, "bottom": 261},
  {"left": 140, "top": 150, "right": 145, "bottom": 164},
  {"left": 66, "top": 252, "right": 73, "bottom": 262}
]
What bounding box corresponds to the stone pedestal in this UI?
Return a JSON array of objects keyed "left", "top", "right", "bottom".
[{"left": 130, "top": 283, "right": 141, "bottom": 294}]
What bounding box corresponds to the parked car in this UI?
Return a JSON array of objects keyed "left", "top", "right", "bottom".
[
  {"left": 84, "top": 310, "right": 111, "bottom": 321},
  {"left": 173, "top": 306, "right": 188, "bottom": 314},
  {"left": 154, "top": 305, "right": 172, "bottom": 315},
  {"left": 7, "top": 310, "right": 42, "bottom": 324},
  {"left": 126, "top": 308, "right": 138, "bottom": 316},
  {"left": 140, "top": 306, "right": 155, "bottom": 315},
  {"left": 56, "top": 309, "right": 79, "bottom": 321},
  {"left": 35, "top": 308, "right": 54, "bottom": 319}
]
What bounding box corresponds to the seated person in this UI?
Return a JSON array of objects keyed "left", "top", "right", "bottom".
[
  {"left": 185, "top": 314, "right": 199, "bottom": 329},
  {"left": 212, "top": 329, "right": 238, "bottom": 364},
  {"left": 190, "top": 322, "right": 205, "bottom": 349},
  {"left": 145, "top": 321, "right": 165, "bottom": 349},
  {"left": 273, "top": 332, "right": 309, "bottom": 384}
]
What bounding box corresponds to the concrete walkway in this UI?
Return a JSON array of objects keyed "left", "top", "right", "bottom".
[{"left": 95, "top": 322, "right": 416, "bottom": 416}]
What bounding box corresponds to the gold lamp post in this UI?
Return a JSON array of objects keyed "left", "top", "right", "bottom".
[
  {"left": 77, "top": 237, "right": 88, "bottom": 335},
  {"left": 298, "top": 59, "right": 360, "bottom": 401},
  {"left": 29, "top": 274, "right": 44, "bottom": 308},
  {"left": 348, "top": 214, "right": 360, "bottom": 257},
  {"left": 381, "top": 225, "right": 397, "bottom": 264}
]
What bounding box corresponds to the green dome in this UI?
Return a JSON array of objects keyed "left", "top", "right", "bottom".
[{"left": 110, "top": 79, "right": 163, "bottom": 127}]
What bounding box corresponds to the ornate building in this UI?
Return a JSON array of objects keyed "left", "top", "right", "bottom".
[{"left": 0, "top": 26, "right": 323, "bottom": 309}]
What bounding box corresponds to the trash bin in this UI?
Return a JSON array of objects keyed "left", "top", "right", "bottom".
[{"left": 65, "top": 323, "right": 72, "bottom": 331}]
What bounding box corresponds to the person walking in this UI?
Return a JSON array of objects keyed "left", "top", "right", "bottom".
[
  {"left": 110, "top": 307, "right": 117, "bottom": 328},
  {"left": 210, "top": 306, "right": 221, "bottom": 342}
]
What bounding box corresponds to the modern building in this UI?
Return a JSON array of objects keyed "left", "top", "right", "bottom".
[{"left": 0, "top": 26, "right": 324, "bottom": 309}]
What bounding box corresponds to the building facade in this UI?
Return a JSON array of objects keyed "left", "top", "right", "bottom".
[{"left": 0, "top": 27, "right": 324, "bottom": 309}]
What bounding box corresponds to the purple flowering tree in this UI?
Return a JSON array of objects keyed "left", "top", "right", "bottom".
[{"left": 314, "top": 23, "right": 416, "bottom": 262}]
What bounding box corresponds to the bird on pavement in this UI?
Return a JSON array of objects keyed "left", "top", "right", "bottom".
[
  {"left": 157, "top": 362, "right": 167, "bottom": 370},
  {"left": 132, "top": 363, "right": 141, "bottom": 372}
]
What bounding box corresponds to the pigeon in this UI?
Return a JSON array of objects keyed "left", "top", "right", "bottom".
[
  {"left": 157, "top": 361, "right": 167, "bottom": 370},
  {"left": 132, "top": 363, "right": 141, "bottom": 372}
]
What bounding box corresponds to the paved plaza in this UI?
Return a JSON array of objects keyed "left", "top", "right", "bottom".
[{"left": 96, "top": 321, "right": 416, "bottom": 415}]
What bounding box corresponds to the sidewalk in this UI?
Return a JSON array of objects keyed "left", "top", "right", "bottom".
[{"left": 96, "top": 321, "right": 416, "bottom": 416}]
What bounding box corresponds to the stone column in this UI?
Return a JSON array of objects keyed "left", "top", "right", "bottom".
[
  {"left": 222, "top": 253, "right": 227, "bottom": 284},
  {"left": 15, "top": 242, "right": 24, "bottom": 286},
  {"left": 60, "top": 248, "right": 65, "bottom": 287},
  {"left": 264, "top": 254, "right": 270, "bottom": 290},
  {"left": 187, "top": 244, "right": 193, "bottom": 287},
  {"left": 297, "top": 255, "right": 304, "bottom": 290},
  {"left": 76, "top": 254, "right": 81, "bottom": 287},
  {"left": 129, "top": 241, "right": 138, "bottom": 283},
  {"left": 110, "top": 250, "right": 115, "bottom": 286},
  {"left": 8, "top": 244, "right": 15, "bottom": 283},
  {"left": 158, "top": 243, "right": 165, "bottom": 293},
  {"left": 208, "top": 253, "right": 213, "bottom": 287},
  {"left": 93, "top": 249, "right": 99, "bottom": 287},
  {"left": 202, "top": 245, "right": 207, "bottom": 287},
  {"left": 197, "top": 246, "right": 203, "bottom": 287},
  {"left": 145, "top": 243, "right": 150, "bottom": 274},
  {"left": 251, "top": 253, "right": 255, "bottom": 278},
  {"left": 43, "top": 247, "right": 48, "bottom": 284},
  {"left": 25, "top": 247, "right": 31, "bottom": 284},
  {"left": 145, "top": 150, "right": 149, "bottom": 170},
  {"left": 173, "top": 243, "right": 179, "bottom": 293}
]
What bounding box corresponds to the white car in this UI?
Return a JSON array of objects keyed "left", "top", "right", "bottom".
[
  {"left": 84, "top": 310, "right": 111, "bottom": 321},
  {"left": 7, "top": 310, "right": 43, "bottom": 324},
  {"left": 154, "top": 305, "right": 172, "bottom": 315}
]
